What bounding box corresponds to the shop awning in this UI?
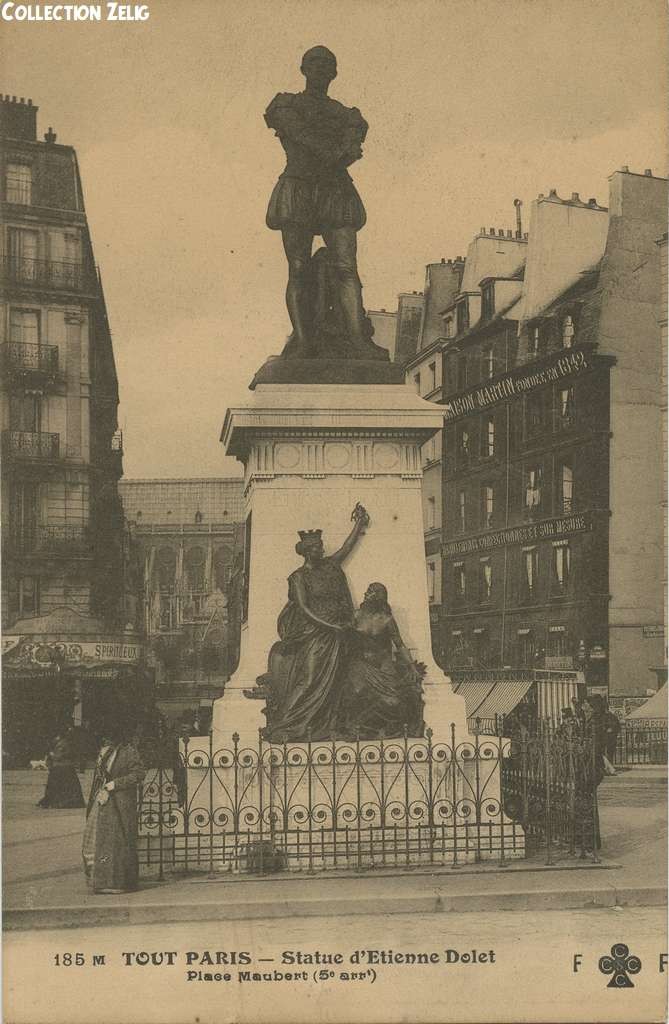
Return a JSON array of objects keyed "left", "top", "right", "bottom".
[
  {"left": 627, "top": 685, "right": 667, "bottom": 720},
  {"left": 2, "top": 607, "right": 143, "bottom": 682},
  {"left": 451, "top": 676, "right": 534, "bottom": 729}
]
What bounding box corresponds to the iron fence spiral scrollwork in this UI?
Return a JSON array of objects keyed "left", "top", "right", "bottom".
[{"left": 137, "top": 721, "right": 602, "bottom": 878}]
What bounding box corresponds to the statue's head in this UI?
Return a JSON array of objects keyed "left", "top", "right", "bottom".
[
  {"left": 363, "top": 582, "right": 389, "bottom": 607},
  {"left": 301, "top": 45, "right": 337, "bottom": 85},
  {"left": 296, "top": 529, "right": 324, "bottom": 561}
]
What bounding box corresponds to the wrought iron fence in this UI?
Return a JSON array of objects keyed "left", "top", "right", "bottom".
[
  {"left": 137, "top": 722, "right": 600, "bottom": 879},
  {"left": 614, "top": 723, "right": 667, "bottom": 765},
  {"left": 501, "top": 722, "right": 601, "bottom": 863}
]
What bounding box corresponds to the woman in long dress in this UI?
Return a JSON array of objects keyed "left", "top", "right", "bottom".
[
  {"left": 339, "top": 583, "right": 425, "bottom": 740},
  {"left": 82, "top": 725, "right": 145, "bottom": 893},
  {"left": 260, "top": 505, "right": 369, "bottom": 742},
  {"left": 37, "top": 726, "right": 85, "bottom": 809}
]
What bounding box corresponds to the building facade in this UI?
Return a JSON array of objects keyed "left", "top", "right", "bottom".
[
  {"left": 1, "top": 95, "right": 140, "bottom": 762},
  {"left": 404, "top": 170, "right": 667, "bottom": 705},
  {"left": 119, "top": 478, "right": 244, "bottom": 723}
]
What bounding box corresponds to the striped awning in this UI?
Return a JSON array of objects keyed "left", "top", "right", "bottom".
[
  {"left": 452, "top": 676, "right": 534, "bottom": 726},
  {"left": 451, "top": 678, "right": 498, "bottom": 720},
  {"left": 475, "top": 678, "right": 535, "bottom": 721}
]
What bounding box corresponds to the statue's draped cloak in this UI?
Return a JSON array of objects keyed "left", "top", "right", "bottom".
[{"left": 263, "top": 558, "right": 354, "bottom": 742}]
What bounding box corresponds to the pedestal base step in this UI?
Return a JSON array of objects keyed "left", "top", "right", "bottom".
[{"left": 140, "top": 822, "right": 525, "bottom": 876}]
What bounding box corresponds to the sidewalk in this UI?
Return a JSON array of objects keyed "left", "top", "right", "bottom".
[{"left": 3, "top": 765, "right": 666, "bottom": 930}]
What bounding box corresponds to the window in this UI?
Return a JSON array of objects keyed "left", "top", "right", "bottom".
[
  {"left": 559, "top": 462, "right": 574, "bottom": 513},
  {"left": 457, "top": 427, "right": 470, "bottom": 466},
  {"left": 482, "top": 484, "right": 494, "bottom": 529},
  {"left": 10, "top": 481, "right": 39, "bottom": 552},
  {"left": 557, "top": 387, "right": 575, "bottom": 429},
  {"left": 8, "top": 228, "right": 38, "bottom": 281},
  {"left": 457, "top": 299, "right": 469, "bottom": 335},
  {"left": 18, "top": 576, "right": 39, "bottom": 615},
  {"left": 185, "top": 546, "right": 206, "bottom": 592},
  {"left": 479, "top": 557, "right": 493, "bottom": 602},
  {"left": 9, "top": 308, "right": 40, "bottom": 346},
  {"left": 481, "top": 415, "right": 495, "bottom": 457},
  {"left": 427, "top": 561, "right": 436, "bottom": 601},
  {"left": 524, "top": 465, "right": 543, "bottom": 513},
  {"left": 531, "top": 326, "right": 541, "bottom": 358},
  {"left": 456, "top": 353, "right": 467, "bottom": 390},
  {"left": 214, "top": 545, "right": 233, "bottom": 591},
  {"left": 473, "top": 629, "right": 490, "bottom": 668},
  {"left": 522, "top": 547, "right": 539, "bottom": 601},
  {"left": 517, "top": 629, "right": 535, "bottom": 667},
  {"left": 552, "top": 541, "right": 571, "bottom": 593},
  {"left": 525, "top": 393, "right": 545, "bottom": 439},
  {"left": 547, "top": 627, "right": 569, "bottom": 659},
  {"left": 458, "top": 490, "right": 466, "bottom": 533},
  {"left": 6, "top": 163, "right": 32, "bottom": 205},
  {"left": 481, "top": 282, "right": 495, "bottom": 321},
  {"left": 426, "top": 496, "right": 436, "bottom": 531},
  {"left": 413, "top": 372, "right": 421, "bottom": 395},
  {"left": 9, "top": 393, "right": 41, "bottom": 433},
  {"left": 428, "top": 362, "right": 436, "bottom": 392},
  {"left": 482, "top": 345, "right": 495, "bottom": 380},
  {"left": 453, "top": 562, "right": 466, "bottom": 602},
  {"left": 444, "top": 316, "right": 455, "bottom": 339},
  {"left": 156, "top": 546, "right": 176, "bottom": 590},
  {"left": 194, "top": 510, "right": 203, "bottom": 524},
  {"left": 562, "top": 315, "right": 575, "bottom": 348}
]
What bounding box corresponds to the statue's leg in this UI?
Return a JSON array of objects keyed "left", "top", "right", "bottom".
[
  {"left": 323, "top": 227, "right": 366, "bottom": 346},
  {"left": 282, "top": 226, "right": 314, "bottom": 355}
]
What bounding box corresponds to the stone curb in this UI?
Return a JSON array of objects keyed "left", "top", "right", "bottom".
[{"left": 4, "top": 884, "right": 666, "bottom": 932}]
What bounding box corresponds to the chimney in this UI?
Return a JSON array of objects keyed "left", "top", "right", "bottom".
[
  {"left": 514, "top": 198, "right": 523, "bottom": 238},
  {"left": 0, "top": 94, "right": 38, "bottom": 140}
]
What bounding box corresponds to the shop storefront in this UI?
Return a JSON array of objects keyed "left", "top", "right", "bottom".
[{"left": 2, "top": 609, "right": 150, "bottom": 766}]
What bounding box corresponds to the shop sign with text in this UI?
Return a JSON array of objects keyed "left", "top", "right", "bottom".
[
  {"left": 443, "top": 512, "right": 592, "bottom": 558},
  {"left": 443, "top": 349, "right": 591, "bottom": 423}
]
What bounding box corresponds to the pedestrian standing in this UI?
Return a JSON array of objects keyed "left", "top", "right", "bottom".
[
  {"left": 82, "top": 723, "right": 145, "bottom": 894},
  {"left": 37, "top": 724, "right": 85, "bottom": 809}
]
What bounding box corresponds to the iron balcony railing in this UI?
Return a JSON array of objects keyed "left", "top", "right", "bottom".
[
  {"left": 3, "top": 341, "right": 59, "bottom": 376},
  {"left": 7, "top": 524, "right": 91, "bottom": 556},
  {"left": 2, "top": 254, "right": 96, "bottom": 292},
  {"left": 3, "top": 430, "right": 60, "bottom": 461}
]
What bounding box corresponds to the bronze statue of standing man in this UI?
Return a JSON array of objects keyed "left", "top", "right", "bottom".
[{"left": 265, "top": 46, "right": 386, "bottom": 360}]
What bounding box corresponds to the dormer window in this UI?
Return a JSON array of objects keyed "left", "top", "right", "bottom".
[
  {"left": 456, "top": 298, "right": 469, "bottom": 335},
  {"left": 481, "top": 282, "right": 495, "bottom": 321},
  {"left": 562, "top": 315, "right": 575, "bottom": 348}
]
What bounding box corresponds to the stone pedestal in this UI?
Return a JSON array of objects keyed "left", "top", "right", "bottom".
[{"left": 213, "top": 382, "right": 468, "bottom": 745}]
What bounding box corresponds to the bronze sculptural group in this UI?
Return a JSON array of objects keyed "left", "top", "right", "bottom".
[
  {"left": 247, "top": 505, "right": 425, "bottom": 742},
  {"left": 265, "top": 46, "right": 388, "bottom": 362}
]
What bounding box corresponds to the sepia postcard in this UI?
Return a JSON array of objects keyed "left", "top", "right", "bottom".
[{"left": 1, "top": 1, "right": 667, "bottom": 1022}]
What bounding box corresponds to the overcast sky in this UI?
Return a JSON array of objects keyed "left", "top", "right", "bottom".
[{"left": 4, "top": 0, "right": 667, "bottom": 478}]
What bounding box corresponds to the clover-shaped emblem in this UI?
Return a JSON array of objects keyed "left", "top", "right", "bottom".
[{"left": 598, "top": 943, "right": 642, "bottom": 988}]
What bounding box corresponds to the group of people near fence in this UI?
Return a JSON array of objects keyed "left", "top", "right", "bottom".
[{"left": 558, "top": 695, "right": 621, "bottom": 778}]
